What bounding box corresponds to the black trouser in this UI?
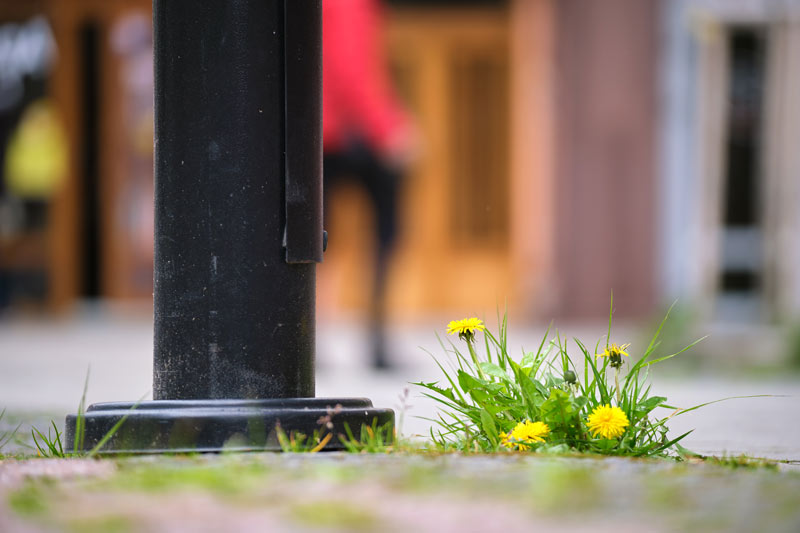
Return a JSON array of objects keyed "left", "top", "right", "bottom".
[{"left": 323, "top": 142, "right": 401, "bottom": 367}]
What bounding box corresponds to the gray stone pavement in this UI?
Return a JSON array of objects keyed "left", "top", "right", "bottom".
[
  {"left": 4, "top": 453, "right": 800, "bottom": 533},
  {"left": 1, "top": 310, "right": 799, "bottom": 462}
]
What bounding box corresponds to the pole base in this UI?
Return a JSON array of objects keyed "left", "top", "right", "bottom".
[{"left": 65, "top": 398, "right": 394, "bottom": 454}]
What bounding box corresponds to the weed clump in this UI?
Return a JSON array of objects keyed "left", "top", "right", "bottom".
[{"left": 417, "top": 299, "right": 752, "bottom": 458}]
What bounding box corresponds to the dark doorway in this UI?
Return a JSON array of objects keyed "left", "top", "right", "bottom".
[{"left": 79, "top": 21, "right": 102, "bottom": 299}]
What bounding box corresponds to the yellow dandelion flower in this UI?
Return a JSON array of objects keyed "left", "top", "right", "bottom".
[
  {"left": 512, "top": 420, "right": 549, "bottom": 443},
  {"left": 500, "top": 420, "right": 550, "bottom": 450},
  {"left": 446, "top": 319, "right": 464, "bottom": 335},
  {"left": 595, "top": 343, "right": 631, "bottom": 358},
  {"left": 586, "top": 404, "right": 629, "bottom": 440},
  {"left": 446, "top": 317, "right": 486, "bottom": 341}
]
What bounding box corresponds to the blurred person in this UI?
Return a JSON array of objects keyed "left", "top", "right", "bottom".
[{"left": 322, "top": 0, "right": 419, "bottom": 369}]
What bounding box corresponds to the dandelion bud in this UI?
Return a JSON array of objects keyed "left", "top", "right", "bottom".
[
  {"left": 596, "top": 343, "right": 630, "bottom": 369},
  {"left": 564, "top": 370, "right": 577, "bottom": 384}
]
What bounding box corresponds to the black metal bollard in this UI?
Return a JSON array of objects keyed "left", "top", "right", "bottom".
[{"left": 65, "top": 0, "right": 393, "bottom": 453}]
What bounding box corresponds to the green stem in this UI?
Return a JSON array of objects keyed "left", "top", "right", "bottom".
[
  {"left": 614, "top": 367, "right": 621, "bottom": 405},
  {"left": 467, "top": 340, "right": 487, "bottom": 380}
]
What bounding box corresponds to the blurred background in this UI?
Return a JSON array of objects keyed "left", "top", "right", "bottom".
[{"left": 2, "top": 0, "right": 800, "bottom": 451}]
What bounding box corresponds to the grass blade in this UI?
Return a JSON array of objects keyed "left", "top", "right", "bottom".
[
  {"left": 86, "top": 394, "right": 146, "bottom": 457},
  {"left": 73, "top": 367, "right": 91, "bottom": 453}
]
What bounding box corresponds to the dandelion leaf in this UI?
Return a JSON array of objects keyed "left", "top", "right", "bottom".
[
  {"left": 521, "top": 351, "right": 537, "bottom": 368},
  {"left": 457, "top": 370, "right": 485, "bottom": 394},
  {"left": 635, "top": 395, "right": 668, "bottom": 418},
  {"left": 479, "top": 362, "right": 507, "bottom": 380},
  {"left": 541, "top": 388, "right": 577, "bottom": 428},
  {"left": 510, "top": 361, "right": 546, "bottom": 416},
  {"left": 479, "top": 409, "right": 498, "bottom": 444},
  {"left": 416, "top": 381, "right": 456, "bottom": 402}
]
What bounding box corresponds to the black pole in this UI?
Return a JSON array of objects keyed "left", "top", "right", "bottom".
[
  {"left": 152, "top": 0, "right": 317, "bottom": 400},
  {"left": 65, "top": 0, "right": 393, "bottom": 453}
]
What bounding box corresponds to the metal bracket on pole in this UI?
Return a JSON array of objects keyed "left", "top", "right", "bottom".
[{"left": 284, "top": 0, "right": 323, "bottom": 264}]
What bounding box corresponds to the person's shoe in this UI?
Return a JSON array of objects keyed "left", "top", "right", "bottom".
[{"left": 371, "top": 356, "right": 393, "bottom": 371}]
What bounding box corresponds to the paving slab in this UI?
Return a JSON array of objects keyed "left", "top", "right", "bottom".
[{"left": 1, "top": 453, "right": 799, "bottom": 532}]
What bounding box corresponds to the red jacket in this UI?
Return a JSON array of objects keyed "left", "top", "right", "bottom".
[{"left": 322, "top": 0, "right": 410, "bottom": 154}]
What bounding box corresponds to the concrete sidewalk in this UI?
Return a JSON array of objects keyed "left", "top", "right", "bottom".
[{"left": 1, "top": 311, "right": 798, "bottom": 461}]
